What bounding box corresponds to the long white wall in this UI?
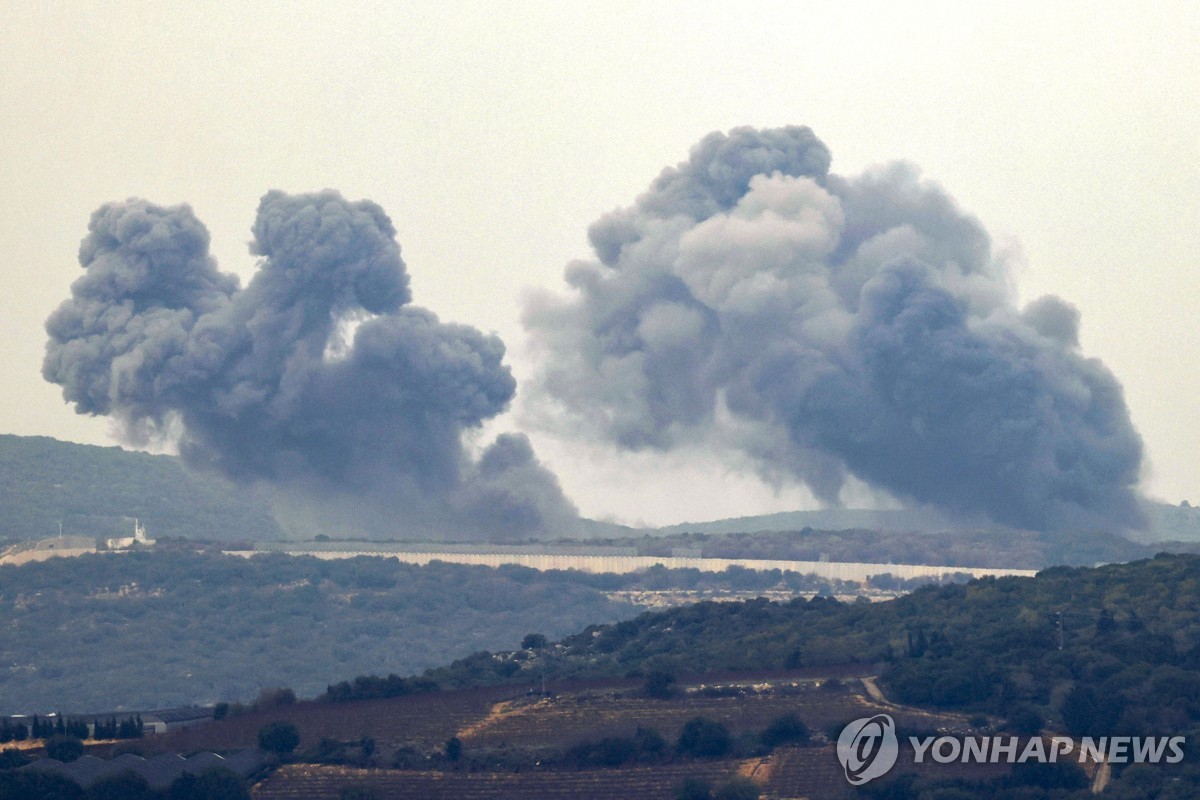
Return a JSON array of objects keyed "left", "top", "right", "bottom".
[{"left": 241, "top": 548, "right": 1037, "bottom": 582}]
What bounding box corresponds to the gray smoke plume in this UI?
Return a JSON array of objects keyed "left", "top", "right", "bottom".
[
  {"left": 525, "top": 126, "right": 1145, "bottom": 532},
  {"left": 45, "top": 190, "right": 577, "bottom": 539}
]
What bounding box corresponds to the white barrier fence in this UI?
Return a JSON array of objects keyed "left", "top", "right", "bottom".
[{"left": 235, "top": 547, "right": 1037, "bottom": 582}]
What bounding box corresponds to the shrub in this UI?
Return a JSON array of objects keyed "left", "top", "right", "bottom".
[
  {"left": 644, "top": 670, "right": 677, "bottom": 699},
  {"left": 677, "top": 717, "right": 732, "bottom": 759},
  {"left": 676, "top": 778, "right": 712, "bottom": 800},
  {"left": 714, "top": 776, "right": 760, "bottom": 800},
  {"left": 0, "top": 769, "right": 86, "bottom": 799},
  {"left": 257, "top": 721, "right": 300, "bottom": 756},
  {"left": 44, "top": 735, "right": 84, "bottom": 763},
  {"left": 168, "top": 768, "right": 250, "bottom": 800},
  {"left": 562, "top": 727, "right": 666, "bottom": 768},
  {"left": 521, "top": 633, "right": 548, "bottom": 650},
  {"left": 0, "top": 747, "right": 30, "bottom": 770},
  {"left": 760, "top": 713, "right": 809, "bottom": 748},
  {"left": 1003, "top": 705, "right": 1042, "bottom": 736},
  {"left": 89, "top": 770, "right": 156, "bottom": 800},
  {"left": 254, "top": 687, "right": 296, "bottom": 710}
]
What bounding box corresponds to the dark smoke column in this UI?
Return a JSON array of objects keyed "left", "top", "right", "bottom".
[
  {"left": 45, "top": 191, "right": 576, "bottom": 540},
  {"left": 524, "top": 126, "right": 1145, "bottom": 533}
]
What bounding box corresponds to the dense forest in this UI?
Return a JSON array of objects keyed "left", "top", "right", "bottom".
[
  {"left": 0, "top": 551, "right": 632, "bottom": 712},
  {"left": 427, "top": 554, "right": 1200, "bottom": 740},
  {"left": 408, "top": 554, "right": 1200, "bottom": 798},
  {"left": 5, "top": 551, "right": 1200, "bottom": 797},
  {"left": 6, "top": 433, "right": 1200, "bottom": 558},
  {"left": 0, "top": 550, "right": 876, "bottom": 714}
]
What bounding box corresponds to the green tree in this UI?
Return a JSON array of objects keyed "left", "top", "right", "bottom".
[
  {"left": 1004, "top": 705, "right": 1042, "bottom": 736},
  {"left": 521, "top": 633, "right": 548, "bottom": 650},
  {"left": 784, "top": 647, "right": 803, "bottom": 668},
  {"left": 713, "top": 777, "right": 760, "bottom": 800},
  {"left": 677, "top": 717, "right": 732, "bottom": 759},
  {"left": 254, "top": 687, "right": 296, "bottom": 709},
  {"left": 0, "top": 770, "right": 86, "bottom": 800},
  {"left": 633, "top": 726, "right": 667, "bottom": 759},
  {"left": 88, "top": 770, "right": 157, "bottom": 800},
  {"left": 675, "top": 778, "right": 712, "bottom": 800},
  {"left": 44, "top": 735, "right": 84, "bottom": 763},
  {"left": 0, "top": 749, "right": 29, "bottom": 770},
  {"left": 257, "top": 721, "right": 300, "bottom": 756},
  {"left": 644, "top": 670, "right": 676, "bottom": 699},
  {"left": 1060, "top": 685, "right": 1122, "bottom": 737},
  {"left": 168, "top": 768, "right": 250, "bottom": 800},
  {"left": 760, "top": 713, "right": 809, "bottom": 748}
]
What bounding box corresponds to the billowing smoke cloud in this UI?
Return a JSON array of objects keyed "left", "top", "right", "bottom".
[
  {"left": 525, "top": 126, "right": 1145, "bottom": 532},
  {"left": 45, "top": 190, "right": 577, "bottom": 539}
]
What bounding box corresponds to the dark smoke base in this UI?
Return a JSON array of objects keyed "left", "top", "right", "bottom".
[
  {"left": 524, "top": 126, "right": 1145, "bottom": 534},
  {"left": 44, "top": 190, "right": 577, "bottom": 540}
]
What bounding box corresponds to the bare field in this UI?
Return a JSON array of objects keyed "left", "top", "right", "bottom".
[
  {"left": 252, "top": 761, "right": 747, "bottom": 800},
  {"left": 127, "top": 685, "right": 519, "bottom": 756},
  {"left": 460, "top": 681, "right": 868, "bottom": 749}
]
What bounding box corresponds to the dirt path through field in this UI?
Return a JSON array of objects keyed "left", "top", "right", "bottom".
[
  {"left": 456, "top": 697, "right": 550, "bottom": 741},
  {"left": 860, "top": 676, "right": 891, "bottom": 706},
  {"left": 738, "top": 754, "right": 774, "bottom": 783},
  {"left": 859, "top": 676, "right": 974, "bottom": 728}
]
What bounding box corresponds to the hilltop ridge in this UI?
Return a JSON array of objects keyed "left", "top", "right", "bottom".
[{"left": 4, "top": 434, "right": 1199, "bottom": 547}]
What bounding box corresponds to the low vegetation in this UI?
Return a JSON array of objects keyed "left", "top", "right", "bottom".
[
  {"left": 0, "top": 552, "right": 636, "bottom": 712},
  {"left": 0, "top": 434, "right": 280, "bottom": 542},
  {"left": 0, "top": 547, "right": 925, "bottom": 713}
]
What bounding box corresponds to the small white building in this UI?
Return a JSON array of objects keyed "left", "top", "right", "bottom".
[{"left": 106, "top": 519, "right": 155, "bottom": 550}]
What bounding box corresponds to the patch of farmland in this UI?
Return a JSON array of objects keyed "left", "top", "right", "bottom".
[
  {"left": 251, "top": 761, "right": 746, "bottom": 800},
  {"left": 130, "top": 685, "right": 521, "bottom": 756},
  {"left": 460, "top": 680, "right": 871, "bottom": 749},
  {"left": 757, "top": 746, "right": 847, "bottom": 797},
  {"left": 764, "top": 742, "right": 1013, "bottom": 798}
]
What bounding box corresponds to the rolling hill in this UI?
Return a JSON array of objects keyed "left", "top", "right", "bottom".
[
  {"left": 4, "top": 433, "right": 1199, "bottom": 552},
  {"left": 0, "top": 434, "right": 281, "bottom": 542}
]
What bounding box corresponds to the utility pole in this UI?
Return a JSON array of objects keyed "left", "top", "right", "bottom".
[
  {"left": 1055, "top": 611, "right": 1064, "bottom": 650},
  {"left": 540, "top": 643, "right": 547, "bottom": 695}
]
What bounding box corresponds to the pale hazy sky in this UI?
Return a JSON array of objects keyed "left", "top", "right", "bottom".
[{"left": 2, "top": 2, "right": 1197, "bottom": 526}]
